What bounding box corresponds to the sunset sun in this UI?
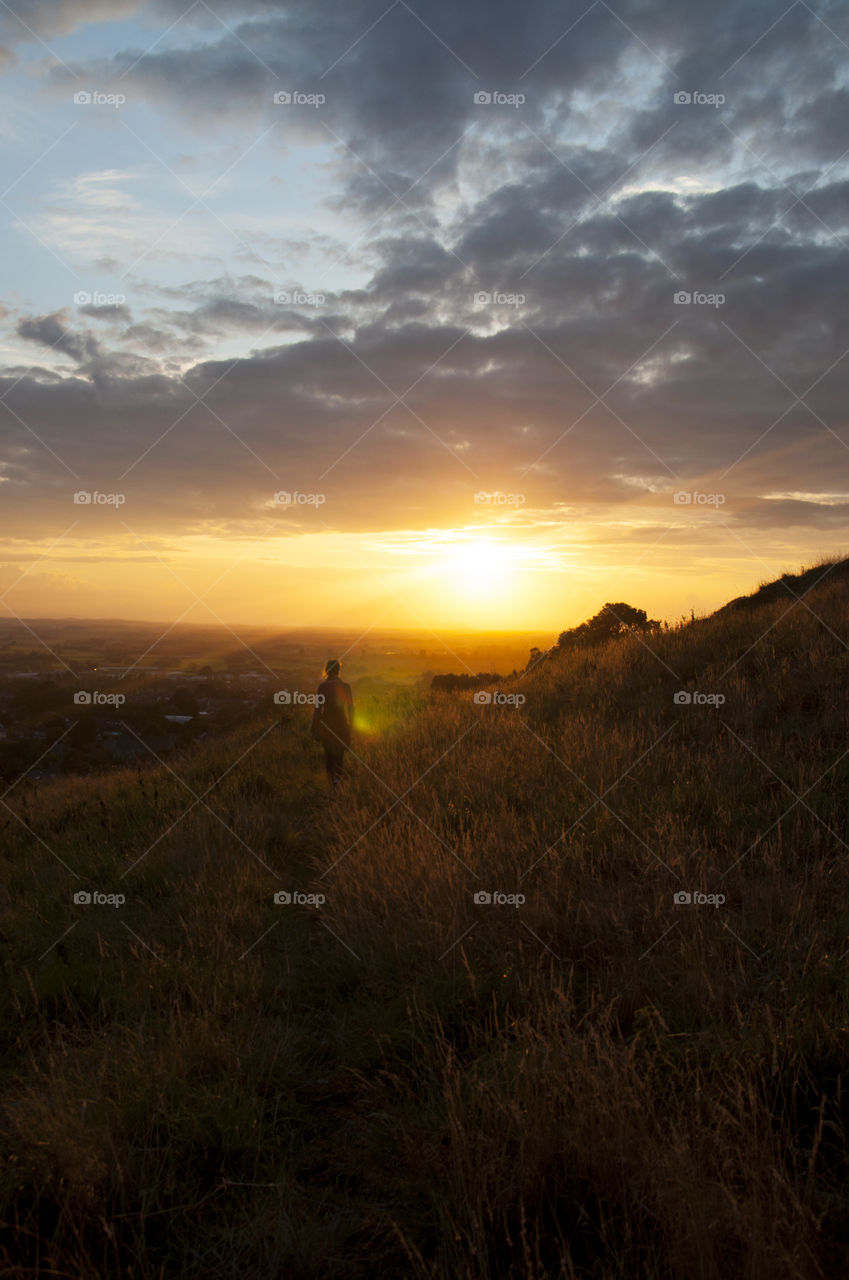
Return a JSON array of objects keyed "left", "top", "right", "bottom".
[{"left": 449, "top": 538, "right": 511, "bottom": 594}]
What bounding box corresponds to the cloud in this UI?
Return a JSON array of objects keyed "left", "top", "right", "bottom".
[
  {"left": 16, "top": 311, "right": 101, "bottom": 365},
  {"left": 1, "top": 0, "right": 847, "bottom": 563},
  {"left": 79, "top": 302, "right": 133, "bottom": 323},
  {"left": 0, "top": 0, "right": 141, "bottom": 46}
]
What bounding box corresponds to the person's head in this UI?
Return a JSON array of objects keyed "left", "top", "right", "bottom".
[{"left": 324, "top": 659, "right": 341, "bottom": 679}]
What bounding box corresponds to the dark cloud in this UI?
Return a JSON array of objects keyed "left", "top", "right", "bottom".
[
  {"left": 1, "top": 0, "right": 847, "bottom": 557},
  {"left": 41, "top": 0, "right": 849, "bottom": 198},
  {"left": 733, "top": 498, "right": 849, "bottom": 530},
  {"left": 16, "top": 312, "right": 101, "bottom": 365},
  {"left": 79, "top": 302, "right": 133, "bottom": 323}
]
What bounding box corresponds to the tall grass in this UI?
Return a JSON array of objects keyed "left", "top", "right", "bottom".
[{"left": 3, "top": 573, "right": 849, "bottom": 1276}]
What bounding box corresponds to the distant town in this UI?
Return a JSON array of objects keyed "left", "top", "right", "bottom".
[{"left": 0, "top": 620, "right": 537, "bottom": 782}]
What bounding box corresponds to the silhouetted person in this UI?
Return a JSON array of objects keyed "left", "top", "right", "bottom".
[{"left": 311, "top": 659, "right": 354, "bottom": 789}]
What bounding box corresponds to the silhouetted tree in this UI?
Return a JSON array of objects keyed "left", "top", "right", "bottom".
[
  {"left": 430, "top": 672, "right": 505, "bottom": 692},
  {"left": 525, "top": 646, "right": 546, "bottom": 673},
  {"left": 556, "top": 603, "right": 659, "bottom": 652}
]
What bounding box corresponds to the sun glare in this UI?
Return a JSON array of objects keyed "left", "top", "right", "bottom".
[
  {"left": 448, "top": 538, "right": 512, "bottom": 596},
  {"left": 366, "top": 529, "right": 569, "bottom": 626}
]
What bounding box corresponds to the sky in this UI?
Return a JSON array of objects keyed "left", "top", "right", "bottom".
[{"left": 0, "top": 0, "right": 848, "bottom": 635}]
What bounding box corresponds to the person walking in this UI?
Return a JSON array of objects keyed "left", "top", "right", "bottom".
[{"left": 311, "top": 659, "right": 354, "bottom": 789}]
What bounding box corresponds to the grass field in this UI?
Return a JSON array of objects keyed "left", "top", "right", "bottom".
[{"left": 2, "top": 564, "right": 849, "bottom": 1277}]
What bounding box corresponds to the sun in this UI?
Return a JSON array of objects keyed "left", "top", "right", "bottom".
[
  {"left": 374, "top": 529, "right": 561, "bottom": 625},
  {"left": 448, "top": 538, "right": 511, "bottom": 596}
]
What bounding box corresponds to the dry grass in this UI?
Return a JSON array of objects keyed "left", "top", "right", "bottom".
[{"left": 2, "top": 571, "right": 849, "bottom": 1276}]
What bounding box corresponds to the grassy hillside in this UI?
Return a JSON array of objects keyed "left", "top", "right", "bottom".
[
  {"left": 714, "top": 555, "right": 849, "bottom": 616},
  {"left": 3, "top": 562, "right": 849, "bottom": 1277}
]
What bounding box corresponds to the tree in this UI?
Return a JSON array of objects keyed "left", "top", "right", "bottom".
[
  {"left": 430, "top": 672, "right": 505, "bottom": 692},
  {"left": 557, "top": 603, "right": 659, "bottom": 652},
  {"left": 525, "top": 646, "right": 546, "bottom": 673}
]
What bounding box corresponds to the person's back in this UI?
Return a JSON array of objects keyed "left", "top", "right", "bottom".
[
  {"left": 314, "top": 675, "right": 353, "bottom": 747},
  {"left": 311, "top": 659, "right": 354, "bottom": 787}
]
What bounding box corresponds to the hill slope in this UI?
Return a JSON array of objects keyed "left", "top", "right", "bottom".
[
  {"left": 3, "top": 565, "right": 849, "bottom": 1278},
  {"left": 713, "top": 554, "right": 849, "bottom": 616}
]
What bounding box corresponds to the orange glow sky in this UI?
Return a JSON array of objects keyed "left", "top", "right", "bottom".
[
  {"left": 0, "top": 521, "right": 839, "bottom": 633},
  {"left": 1, "top": 2, "right": 847, "bottom": 634}
]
